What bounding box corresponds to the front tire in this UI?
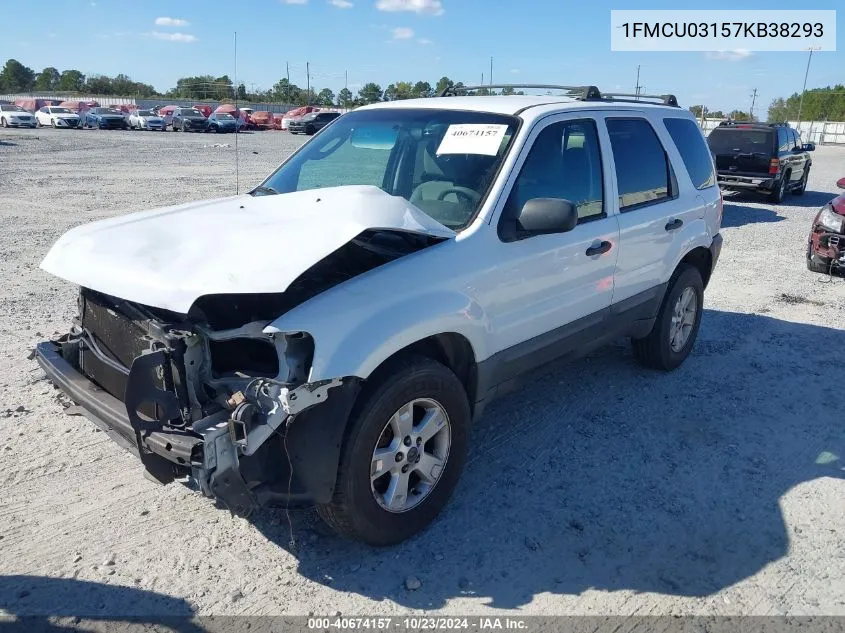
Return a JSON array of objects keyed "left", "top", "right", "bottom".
[
  {"left": 632, "top": 264, "right": 704, "bottom": 371},
  {"left": 317, "top": 355, "right": 470, "bottom": 546},
  {"left": 1, "top": 118, "right": 7, "bottom": 128}
]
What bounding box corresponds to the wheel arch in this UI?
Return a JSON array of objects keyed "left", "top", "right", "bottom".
[{"left": 678, "top": 246, "right": 713, "bottom": 289}]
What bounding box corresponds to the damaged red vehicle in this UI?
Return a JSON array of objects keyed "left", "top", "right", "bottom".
[{"left": 807, "top": 177, "right": 845, "bottom": 274}]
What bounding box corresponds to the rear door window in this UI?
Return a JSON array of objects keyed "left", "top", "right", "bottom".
[
  {"left": 606, "top": 118, "right": 671, "bottom": 211},
  {"left": 663, "top": 118, "right": 715, "bottom": 190}
]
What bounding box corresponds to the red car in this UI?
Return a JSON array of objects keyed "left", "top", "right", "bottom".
[{"left": 807, "top": 177, "right": 845, "bottom": 274}]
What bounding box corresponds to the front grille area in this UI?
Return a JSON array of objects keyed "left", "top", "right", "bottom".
[{"left": 79, "top": 291, "right": 154, "bottom": 402}]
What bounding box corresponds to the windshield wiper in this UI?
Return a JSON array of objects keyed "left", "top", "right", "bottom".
[{"left": 251, "top": 185, "right": 278, "bottom": 196}]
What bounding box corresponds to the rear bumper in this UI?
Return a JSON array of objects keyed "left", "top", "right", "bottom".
[
  {"left": 717, "top": 173, "right": 775, "bottom": 190},
  {"left": 710, "top": 233, "right": 723, "bottom": 269}
]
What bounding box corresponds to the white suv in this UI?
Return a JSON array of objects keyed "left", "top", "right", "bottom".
[{"left": 36, "top": 85, "right": 723, "bottom": 545}]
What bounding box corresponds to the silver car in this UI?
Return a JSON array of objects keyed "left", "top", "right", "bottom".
[
  {"left": 0, "top": 105, "right": 36, "bottom": 128},
  {"left": 129, "top": 109, "right": 165, "bottom": 131}
]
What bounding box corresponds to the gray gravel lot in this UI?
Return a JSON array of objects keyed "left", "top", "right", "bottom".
[{"left": 0, "top": 128, "right": 843, "bottom": 618}]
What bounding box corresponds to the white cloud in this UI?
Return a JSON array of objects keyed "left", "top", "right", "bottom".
[
  {"left": 376, "top": 0, "right": 444, "bottom": 16},
  {"left": 417, "top": 37, "right": 432, "bottom": 44},
  {"left": 155, "top": 17, "right": 189, "bottom": 26},
  {"left": 329, "top": 0, "right": 353, "bottom": 6},
  {"left": 151, "top": 31, "right": 198, "bottom": 42},
  {"left": 705, "top": 49, "right": 752, "bottom": 62},
  {"left": 391, "top": 27, "right": 414, "bottom": 39},
  {"left": 282, "top": 0, "right": 308, "bottom": 4}
]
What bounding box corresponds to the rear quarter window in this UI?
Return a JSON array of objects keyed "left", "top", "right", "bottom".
[{"left": 663, "top": 118, "right": 715, "bottom": 190}]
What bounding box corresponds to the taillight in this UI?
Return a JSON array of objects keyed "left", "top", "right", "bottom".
[{"left": 769, "top": 158, "right": 780, "bottom": 174}]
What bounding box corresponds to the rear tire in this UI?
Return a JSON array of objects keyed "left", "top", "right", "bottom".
[
  {"left": 632, "top": 264, "right": 704, "bottom": 371},
  {"left": 769, "top": 174, "right": 788, "bottom": 203},
  {"left": 317, "top": 355, "right": 470, "bottom": 546},
  {"left": 1, "top": 118, "right": 7, "bottom": 128},
  {"left": 794, "top": 167, "right": 810, "bottom": 195}
]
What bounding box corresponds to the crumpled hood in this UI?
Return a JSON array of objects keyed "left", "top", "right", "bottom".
[{"left": 40, "top": 185, "right": 455, "bottom": 314}]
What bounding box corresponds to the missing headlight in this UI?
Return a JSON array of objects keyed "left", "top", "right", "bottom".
[{"left": 209, "top": 338, "right": 280, "bottom": 378}]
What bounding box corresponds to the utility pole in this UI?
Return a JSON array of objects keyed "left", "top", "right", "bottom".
[
  {"left": 635, "top": 64, "right": 641, "bottom": 98},
  {"left": 490, "top": 57, "right": 493, "bottom": 86},
  {"left": 749, "top": 88, "right": 758, "bottom": 121},
  {"left": 286, "top": 61, "right": 290, "bottom": 104},
  {"left": 796, "top": 47, "right": 820, "bottom": 128},
  {"left": 481, "top": 72, "right": 484, "bottom": 86},
  {"left": 306, "top": 61, "right": 310, "bottom": 105}
]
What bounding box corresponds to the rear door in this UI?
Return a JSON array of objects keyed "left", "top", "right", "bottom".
[
  {"left": 707, "top": 126, "right": 774, "bottom": 176},
  {"left": 603, "top": 113, "right": 702, "bottom": 306},
  {"left": 783, "top": 128, "right": 806, "bottom": 184}
]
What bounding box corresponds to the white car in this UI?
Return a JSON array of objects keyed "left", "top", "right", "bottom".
[
  {"left": 129, "top": 109, "right": 165, "bottom": 131},
  {"left": 35, "top": 106, "right": 81, "bottom": 129},
  {"left": 0, "top": 104, "right": 36, "bottom": 128},
  {"left": 36, "top": 84, "right": 723, "bottom": 545}
]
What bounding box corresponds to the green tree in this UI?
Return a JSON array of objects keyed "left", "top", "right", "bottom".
[
  {"left": 357, "top": 82, "right": 383, "bottom": 104},
  {"left": 728, "top": 109, "right": 754, "bottom": 122},
  {"left": 58, "top": 69, "right": 85, "bottom": 92},
  {"left": 500, "top": 86, "right": 515, "bottom": 96},
  {"left": 317, "top": 88, "right": 335, "bottom": 106},
  {"left": 0, "top": 59, "right": 35, "bottom": 92},
  {"left": 411, "top": 81, "right": 432, "bottom": 98},
  {"left": 86, "top": 75, "right": 112, "bottom": 95},
  {"left": 337, "top": 87, "right": 353, "bottom": 107},
  {"left": 237, "top": 84, "right": 247, "bottom": 100},
  {"left": 434, "top": 76, "right": 453, "bottom": 95},
  {"left": 34, "top": 67, "right": 60, "bottom": 92}
]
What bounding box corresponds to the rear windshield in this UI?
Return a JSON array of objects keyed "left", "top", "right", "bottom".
[{"left": 707, "top": 129, "right": 773, "bottom": 154}]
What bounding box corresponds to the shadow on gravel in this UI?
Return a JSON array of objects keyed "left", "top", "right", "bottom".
[
  {"left": 721, "top": 202, "right": 785, "bottom": 227},
  {"left": 0, "top": 575, "right": 202, "bottom": 631},
  {"left": 252, "top": 310, "right": 844, "bottom": 609}
]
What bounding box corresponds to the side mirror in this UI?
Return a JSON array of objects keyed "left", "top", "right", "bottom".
[
  {"left": 802, "top": 143, "right": 815, "bottom": 151},
  {"left": 513, "top": 198, "right": 578, "bottom": 239},
  {"left": 837, "top": 177, "right": 845, "bottom": 190}
]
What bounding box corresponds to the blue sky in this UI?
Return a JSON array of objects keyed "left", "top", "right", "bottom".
[{"left": 5, "top": 0, "right": 843, "bottom": 113}]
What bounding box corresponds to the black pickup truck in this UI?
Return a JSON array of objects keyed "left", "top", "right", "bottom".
[{"left": 707, "top": 121, "right": 814, "bottom": 202}]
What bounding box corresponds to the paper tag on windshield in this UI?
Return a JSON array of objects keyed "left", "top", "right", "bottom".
[{"left": 436, "top": 124, "right": 508, "bottom": 156}]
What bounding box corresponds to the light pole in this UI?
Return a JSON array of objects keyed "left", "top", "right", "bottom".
[{"left": 796, "top": 47, "right": 821, "bottom": 128}]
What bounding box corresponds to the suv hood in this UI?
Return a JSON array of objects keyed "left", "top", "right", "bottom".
[{"left": 40, "top": 185, "right": 454, "bottom": 314}]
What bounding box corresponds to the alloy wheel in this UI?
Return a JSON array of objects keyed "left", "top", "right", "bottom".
[
  {"left": 669, "top": 287, "right": 697, "bottom": 352},
  {"left": 370, "top": 398, "right": 451, "bottom": 513}
]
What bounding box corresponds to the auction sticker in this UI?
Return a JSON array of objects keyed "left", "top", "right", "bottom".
[{"left": 437, "top": 124, "right": 508, "bottom": 156}]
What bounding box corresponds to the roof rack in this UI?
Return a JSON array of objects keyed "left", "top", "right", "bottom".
[
  {"left": 438, "top": 84, "right": 679, "bottom": 107},
  {"left": 717, "top": 120, "right": 784, "bottom": 127},
  {"left": 439, "top": 84, "right": 601, "bottom": 100},
  {"left": 600, "top": 92, "right": 679, "bottom": 107}
]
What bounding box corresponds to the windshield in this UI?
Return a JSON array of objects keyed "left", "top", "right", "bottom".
[
  {"left": 707, "top": 129, "right": 774, "bottom": 154},
  {"left": 258, "top": 108, "right": 519, "bottom": 230},
  {"left": 216, "top": 113, "right": 235, "bottom": 120},
  {"left": 185, "top": 109, "right": 204, "bottom": 117},
  {"left": 137, "top": 110, "right": 154, "bottom": 116},
  {"left": 0, "top": 105, "right": 25, "bottom": 112},
  {"left": 51, "top": 107, "right": 71, "bottom": 113}
]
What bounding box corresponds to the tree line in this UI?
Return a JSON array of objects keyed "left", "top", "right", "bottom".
[
  {"left": 0, "top": 58, "right": 518, "bottom": 107},
  {"left": 5, "top": 58, "right": 843, "bottom": 119}
]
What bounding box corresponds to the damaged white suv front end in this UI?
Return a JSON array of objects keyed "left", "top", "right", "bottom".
[{"left": 36, "top": 184, "right": 456, "bottom": 516}]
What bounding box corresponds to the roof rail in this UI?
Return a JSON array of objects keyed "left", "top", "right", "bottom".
[
  {"left": 439, "top": 84, "right": 602, "bottom": 100},
  {"left": 600, "top": 92, "right": 679, "bottom": 107},
  {"left": 438, "top": 84, "right": 680, "bottom": 107},
  {"left": 717, "top": 120, "right": 779, "bottom": 127}
]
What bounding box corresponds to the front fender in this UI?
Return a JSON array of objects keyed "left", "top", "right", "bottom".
[{"left": 265, "top": 289, "right": 490, "bottom": 382}]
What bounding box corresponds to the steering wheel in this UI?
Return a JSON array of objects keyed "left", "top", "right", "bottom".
[{"left": 436, "top": 186, "right": 481, "bottom": 205}]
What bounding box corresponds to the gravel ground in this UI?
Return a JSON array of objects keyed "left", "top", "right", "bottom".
[{"left": 0, "top": 128, "right": 843, "bottom": 619}]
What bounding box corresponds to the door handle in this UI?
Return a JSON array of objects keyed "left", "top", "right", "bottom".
[
  {"left": 585, "top": 241, "right": 612, "bottom": 257},
  {"left": 665, "top": 218, "right": 683, "bottom": 231}
]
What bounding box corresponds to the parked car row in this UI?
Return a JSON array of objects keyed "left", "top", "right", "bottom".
[{"left": 2, "top": 97, "right": 346, "bottom": 134}]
